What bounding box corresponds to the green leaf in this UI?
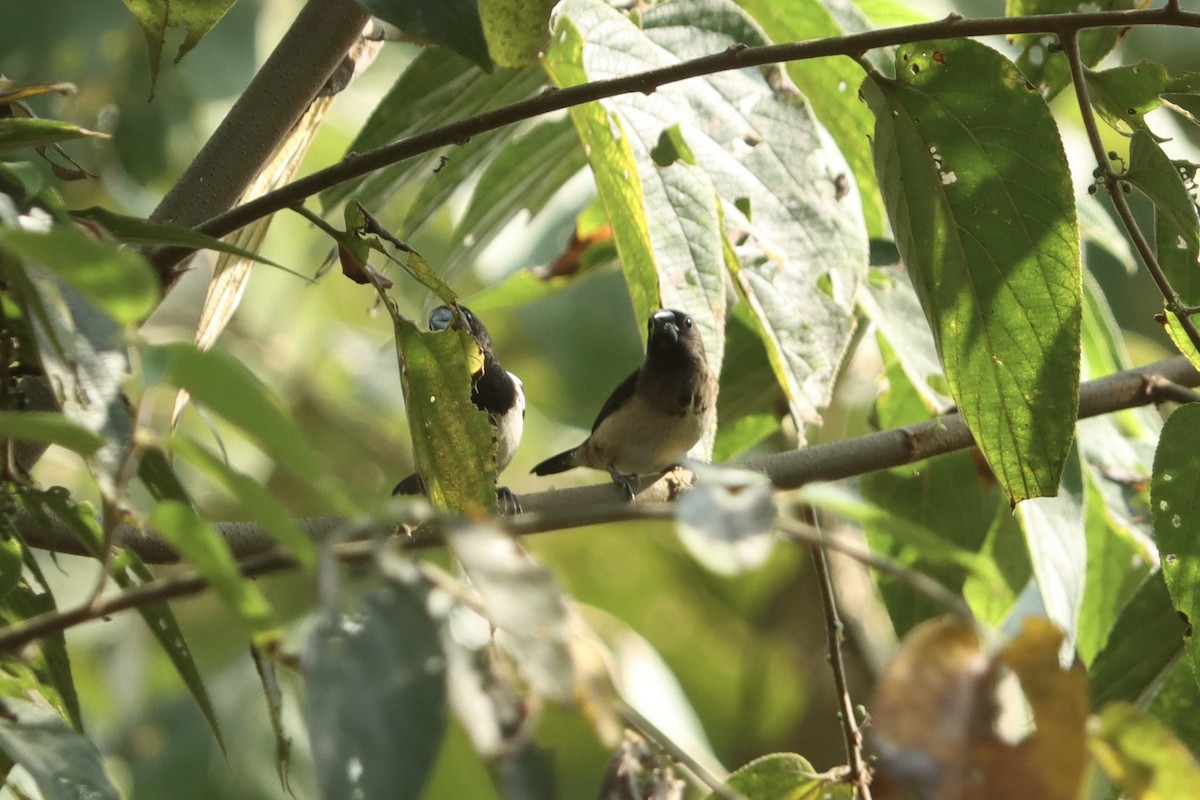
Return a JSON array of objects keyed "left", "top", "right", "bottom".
[
  {"left": 1077, "top": 466, "right": 1151, "bottom": 665},
  {"left": 358, "top": 0, "right": 491, "bottom": 71},
  {"left": 348, "top": 202, "right": 458, "bottom": 304},
  {"left": 705, "top": 752, "right": 852, "bottom": 800},
  {"left": 1015, "top": 444, "right": 1086, "bottom": 653},
  {"left": 480, "top": 0, "right": 558, "bottom": 68},
  {"left": 1151, "top": 403, "right": 1200, "bottom": 689},
  {"left": 168, "top": 436, "right": 317, "bottom": 569},
  {"left": 304, "top": 582, "right": 447, "bottom": 800},
  {"left": 0, "top": 698, "right": 120, "bottom": 800},
  {"left": 0, "top": 118, "right": 108, "bottom": 152},
  {"left": 1124, "top": 131, "right": 1200, "bottom": 305},
  {"left": 35, "top": 487, "right": 225, "bottom": 753},
  {"left": 74, "top": 206, "right": 289, "bottom": 271},
  {"left": 0, "top": 412, "right": 104, "bottom": 456},
  {"left": 394, "top": 315, "right": 495, "bottom": 512},
  {"left": 323, "top": 52, "right": 544, "bottom": 213},
  {"left": 1085, "top": 62, "right": 1171, "bottom": 137},
  {"left": 4, "top": 262, "right": 134, "bottom": 500},
  {"left": 863, "top": 38, "right": 1081, "bottom": 502},
  {"left": 737, "top": 0, "right": 885, "bottom": 237},
  {"left": 445, "top": 521, "right": 575, "bottom": 701},
  {"left": 122, "top": 0, "right": 238, "bottom": 94},
  {"left": 712, "top": 305, "right": 786, "bottom": 462},
  {"left": 140, "top": 343, "right": 328, "bottom": 490},
  {"left": 1090, "top": 702, "right": 1200, "bottom": 799},
  {"left": 1148, "top": 659, "right": 1200, "bottom": 757},
  {"left": 0, "top": 578, "right": 81, "bottom": 732},
  {"left": 1006, "top": 0, "right": 1131, "bottom": 99},
  {"left": 1089, "top": 572, "right": 1187, "bottom": 708},
  {"left": 0, "top": 225, "right": 159, "bottom": 325},
  {"left": 149, "top": 500, "right": 279, "bottom": 645},
  {"left": 1164, "top": 310, "right": 1200, "bottom": 371}
]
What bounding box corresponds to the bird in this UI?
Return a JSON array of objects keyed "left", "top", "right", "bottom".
[
  {"left": 531, "top": 308, "right": 717, "bottom": 500},
  {"left": 393, "top": 304, "right": 525, "bottom": 512}
]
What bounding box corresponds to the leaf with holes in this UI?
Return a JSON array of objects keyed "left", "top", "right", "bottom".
[{"left": 864, "top": 37, "right": 1081, "bottom": 503}]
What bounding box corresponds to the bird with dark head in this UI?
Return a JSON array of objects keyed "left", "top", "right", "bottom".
[
  {"left": 531, "top": 308, "right": 717, "bottom": 500},
  {"left": 393, "top": 304, "right": 525, "bottom": 511}
]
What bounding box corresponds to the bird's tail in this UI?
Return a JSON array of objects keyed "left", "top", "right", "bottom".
[
  {"left": 392, "top": 473, "right": 425, "bottom": 496},
  {"left": 531, "top": 448, "right": 579, "bottom": 476}
]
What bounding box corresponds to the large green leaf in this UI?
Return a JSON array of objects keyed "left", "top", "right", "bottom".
[
  {"left": 357, "top": 0, "right": 491, "bottom": 71},
  {"left": 121, "top": 0, "right": 237, "bottom": 94},
  {"left": 0, "top": 699, "right": 120, "bottom": 800},
  {"left": 0, "top": 118, "right": 108, "bottom": 153},
  {"left": 1151, "top": 403, "right": 1200, "bottom": 689},
  {"left": 0, "top": 412, "right": 103, "bottom": 456},
  {"left": 304, "top": 582, "right": 446, "bottom": 800},
  {"left": 864, "top": 37, "right": 1081, "bottom": 503},
  {"left": 479, "top": 0, "right": 558, "bottom": 68}
]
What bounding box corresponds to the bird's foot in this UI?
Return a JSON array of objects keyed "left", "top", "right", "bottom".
[
  {"left": 607, "top": 467, "right": 637, "bottom": 502},
  {"left": 496, "top": 486, "right": 523, "bottom": 515}
]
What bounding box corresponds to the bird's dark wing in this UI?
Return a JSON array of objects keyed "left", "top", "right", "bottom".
[{"left": 590, "top": 368, "right": 640, "bottom": 433}]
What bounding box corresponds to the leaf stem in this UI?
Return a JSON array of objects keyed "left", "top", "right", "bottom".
[{"left": 1061, "top": 29, "right": 1200, "bottom": 355}]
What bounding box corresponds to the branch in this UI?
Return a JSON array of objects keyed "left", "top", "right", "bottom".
[
  {"left": 188, "top": 5, "right": 1200, "bottom": 245},
  {"left": 11, "top": 355, "right": 1196, "bottom": 565},
  {"left": 1061, "top": 29, "right": 1200, "bottom": 355},
  {"left": 148, "top": 0, "right": 370, "bottom": 289}
]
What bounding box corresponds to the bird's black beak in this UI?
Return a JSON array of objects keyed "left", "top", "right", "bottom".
[
  {"left": 651, "top": 310, "right": 679, "bottom": 342},
  {"left": 429, "top": 306, "right": 455, "bottom": 332}
]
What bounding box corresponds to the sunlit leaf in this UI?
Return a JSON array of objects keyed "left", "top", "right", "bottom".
[
  {"left": 480, "top": 0, "right": 558, "bottom": 68},
  {"left": 864, "top": 37, "right": 1081, "bottom": 502},
  {"left": 1090, "top": 702, "right": 1200, "bottom": 800},
  {"left": 0, "top": 699, "right": 120, "bottom": 800},
  {"left": 0, "top": 118, "right": 108, "bottom": 152},
  {"left": 1086, "top": 62, "right": 1172, "bottom": 137},
  {"left": 705, "top": 752, "right": 852, "bottom": 800},
  {"left": 304, "top": 581, "right": 446, "bottom": 800}
]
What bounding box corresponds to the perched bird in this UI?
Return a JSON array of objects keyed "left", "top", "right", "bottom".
[
  {"left": 531, "top": 308, "right": 717, "bottom": 500},
  {"left": 393, "top": 304, "right": 525, "bottom": 511}
]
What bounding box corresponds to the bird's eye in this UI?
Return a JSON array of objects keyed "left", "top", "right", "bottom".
[{"left": 684, "top": 316, "right": 693, "bottom": 328}]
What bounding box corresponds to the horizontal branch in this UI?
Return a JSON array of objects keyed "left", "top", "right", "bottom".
[
  {"left": 0, "top": 356, "right": 1193, "bottom": 653},
  {"left": 191, "top": 4, "right": 1200, "bottom": 244},
  {"left": 12, "top": 355, "right": 1196, "bottom": 564}
]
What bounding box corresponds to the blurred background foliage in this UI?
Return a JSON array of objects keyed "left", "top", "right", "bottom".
[{"left": 5, "top": 0, "right": 1200, "bottom": 798}]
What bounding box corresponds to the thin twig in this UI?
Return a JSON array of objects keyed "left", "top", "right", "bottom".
[
  {"left": 188, "top": 6, "right": 1200, "bottom": 247},
  {"left": 1061, "top": 29, "right": 1200, "bottom": 355},
  {"left": 774, "top": 518, "right": 970, "bottom": 619},
  {"left": 805, "top": 518, "right": 872, "bottom": 799},
  {"left": 616, "top": 701, "right": 741, "bottom": 800}
]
